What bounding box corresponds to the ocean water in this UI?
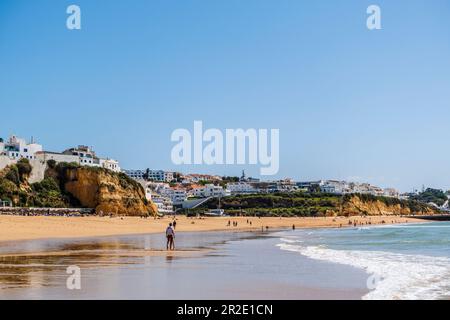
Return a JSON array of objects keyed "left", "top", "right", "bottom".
[{"left": 276, "top": 221, "right": 450, "bottom": 300}]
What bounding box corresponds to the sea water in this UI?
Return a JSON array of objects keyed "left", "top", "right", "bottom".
[{"left": 276, "top": 221, "right": 450, "bottom": 300}]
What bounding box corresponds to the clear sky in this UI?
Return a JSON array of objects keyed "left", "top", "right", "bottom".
[{"left": 1, "top": 0, "right": 450, "bottom": 192}]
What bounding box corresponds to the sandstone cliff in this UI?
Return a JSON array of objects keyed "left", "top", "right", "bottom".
[
  {"left": 338, "top": 194, "right": 437, "bottom": 216},
  {"left": 204, "top": 192, "right": 439, "bottom": 217},
  {"left": 62, "top": 167, "right": 157, "bottom": 216},
  {"left": 1, "top": 160, "right": 157, "bottom": 215}
]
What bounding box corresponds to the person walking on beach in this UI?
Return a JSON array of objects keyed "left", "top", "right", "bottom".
[
  {"left": 172, "top": 220, "right": 177, "bottom": 229},
  {"left": 166, "top": 223, "right": 175, "bottom": 251}
]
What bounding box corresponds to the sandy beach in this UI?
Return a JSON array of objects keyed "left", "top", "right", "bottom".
[
  {"left": 0, "top": 216, "right": 444, "bottom": 300},
  {"left": 0, "top": 214, "right": 426, "bottom": 242}
]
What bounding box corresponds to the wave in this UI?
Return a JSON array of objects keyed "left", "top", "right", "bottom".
[
  {"left": 279, "top": 237, "right": 302, "bottom": 244},
  {"left": 277, "top": 238, "right": 450, "bottom": 300}
]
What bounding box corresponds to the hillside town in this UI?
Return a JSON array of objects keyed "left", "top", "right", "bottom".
[
  {"left": 0, "top": 134, "right": 414, "bottom": 214},
  {"left": 128, "top": 170, "right": 407, "bottom": 214}
]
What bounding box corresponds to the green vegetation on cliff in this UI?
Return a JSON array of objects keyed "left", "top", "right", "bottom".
[
  {"left": 0, "top": 160, "right": 81, "bottom": 207},
  {"left": 190, "top": 192, "right": 437, "bottom": 217},
  {"left": 409, "top": 188, "right": 448, "bottom": 207},
  {"left": 0, "top": 161, "right": 153, "bottom": 215}
]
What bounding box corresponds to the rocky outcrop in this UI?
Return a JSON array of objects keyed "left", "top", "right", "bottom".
[
  {"left": 62, "top": 167, "right": 157, "bottom": 216},
  {"left": 0, "top": 162, "right": 157, "bottom": 215},
  {"left": 204, "top": 192, "right": 439, "bottom": 217},
  {"left": 339, "top": 195, "right": 437, "bottom": 216}
]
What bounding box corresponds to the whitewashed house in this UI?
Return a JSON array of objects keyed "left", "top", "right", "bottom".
[
  {"left": 36, "top": 145, "right": 121, "bottom": 172},
  {"left": 191, "top": 184, "right": 226, "bottom": 198},
  {"left": 226, "top": 182, "right": 258, "bottom": 195},
  {"left": 0, "top": 135, "right": 43, "bottom": 160}
]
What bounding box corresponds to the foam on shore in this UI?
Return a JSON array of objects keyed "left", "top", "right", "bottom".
[{"left": 277, "top": 237, "right": 450, "bottom": 300}]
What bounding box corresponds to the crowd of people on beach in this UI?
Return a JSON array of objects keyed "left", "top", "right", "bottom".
[{"left": 343, "top": 217, "right": 408, "bottom": 228}]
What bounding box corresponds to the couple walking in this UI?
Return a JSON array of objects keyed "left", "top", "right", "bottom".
[{"left": 166, "top": 220, "right": 176, "bottom": 250}]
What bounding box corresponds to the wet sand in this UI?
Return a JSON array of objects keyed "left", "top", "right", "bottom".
[
  {"left": 0, "top": 215, "right": 425, "bottom": 242},
  {"left": 0, "top": 230, "right": 370, "bottom": 299}
]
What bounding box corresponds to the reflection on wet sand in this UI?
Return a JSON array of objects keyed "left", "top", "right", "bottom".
[
  {"left": 0, "top": 244, "right": 206, "bottom": 290},
  {"left": 0, "top": 231, "right": 258, "bottom": 292}
]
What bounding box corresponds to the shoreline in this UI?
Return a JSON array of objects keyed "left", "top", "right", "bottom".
[
  {"left": 0, "top": 214, "right": 428, "bottom": 243},
  {"left": 0, "top": 228, "right": 369, "bottom": 300}
]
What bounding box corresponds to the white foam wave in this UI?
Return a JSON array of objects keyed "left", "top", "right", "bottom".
[{"left": 277, "top": 242, "right": 450, "bottom": 300}]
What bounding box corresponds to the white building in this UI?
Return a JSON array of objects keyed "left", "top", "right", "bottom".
[
  {"left": 164, "top": 171, "right": 175, "bottom": 182},
  {"left": 146, "top": 170, "right": 165, "bottom": 181},
  {"left": 153, "top": 183, "right": 186, "bottom": 205},
  {"left": 35, "top": 145, "right": 121, "bottom": 172},
  {"left": 0, "top": 135, "right": 43, "bottom": 160},
  {"left": 226, "top": 182, "right": 259, "bottom": 195},
  {"left": 124, "top": 169, "right": 175, "bottom": 182},
  {"left": 124, "top": 169, "right": 146, "bottom": 180},
  {"left": 383, "top": 188, "right": 400, "bottom": 198},
  {"left": 163, "top": 188, "right": 187, "bottom": 205},
  {"left": 151, "top": 194, "right": 174, "bottom": 214},
  {"left": 135, "top": 180, "right": 174, "bottom": 215},
  {"left": 320, "top": 180, "right": 349, "bottom": 194},
  {"left": 100, "top": 158, "right": 120, "bottom": 172},
  {"left": 182, "top": 174, "right": 222, "bottom": 184},
  {"left": 298, "top": 179, "right": 399, "bottom": 198},
  {"left": 190, "top": 184, "right": 226, "bottom": 198}
]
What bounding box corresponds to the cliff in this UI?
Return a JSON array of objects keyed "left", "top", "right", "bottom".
[
  {"left": 61, "top": 166, "right": 157, "bottom": 216},
  {"left": 199, "top": 192, "right": 439, "bottom": 217},
  {"left": 0, "top": 160, "right": 157, "bottom": 216},
  {"left": 339, "top": 194, "right": 437, "bottom": 216}
]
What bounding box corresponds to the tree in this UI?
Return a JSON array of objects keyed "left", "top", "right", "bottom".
[
  {"left": 47, "top": 159, "right": 57, "bottom": 169},
  {"left": 17, "top": 158, "right": 32, "bottom": 180},
  {"left": 410, "top": 188, "right": 447, "bottom": 206}
]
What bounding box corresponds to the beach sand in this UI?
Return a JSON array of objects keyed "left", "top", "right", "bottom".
[{"left": 0, "top": 214, "right": 426, "bottom": 242}]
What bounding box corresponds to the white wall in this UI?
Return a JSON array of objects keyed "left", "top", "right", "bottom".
[
  {"left": 28, "top": 159, "right": 47, "bottom": 183},
  {"left": 36, "top": 152, "right": 80, "bottom": 164},
  {"left": 0, "top": 155, "right": 15, "bottom": 171}
]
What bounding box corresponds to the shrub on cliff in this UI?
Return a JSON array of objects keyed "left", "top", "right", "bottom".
[
  {"left": 17, "top": 158, "right": 32, "bottom": 180},
  {"left": 0, "top": 178, "right": 17, "bottom": 198},
  {"left": 4, "top": 166, "right": 20, "bottom": 186},
  {"left": 47, "top": 159, "right": 56, "bottom": 169},
  {"left": 29, "top": 177, "right": 76, "bottom": 208},
  {"left": 32, "top": 177, "right": 61, "bottom": 193},
  {"left": 117, "top": 172, "right": 142, "bottom": 190}
]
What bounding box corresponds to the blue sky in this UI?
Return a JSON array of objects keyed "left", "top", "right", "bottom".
[{"left": 1, "top": 0, "right": 450, "bottom": 192}]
